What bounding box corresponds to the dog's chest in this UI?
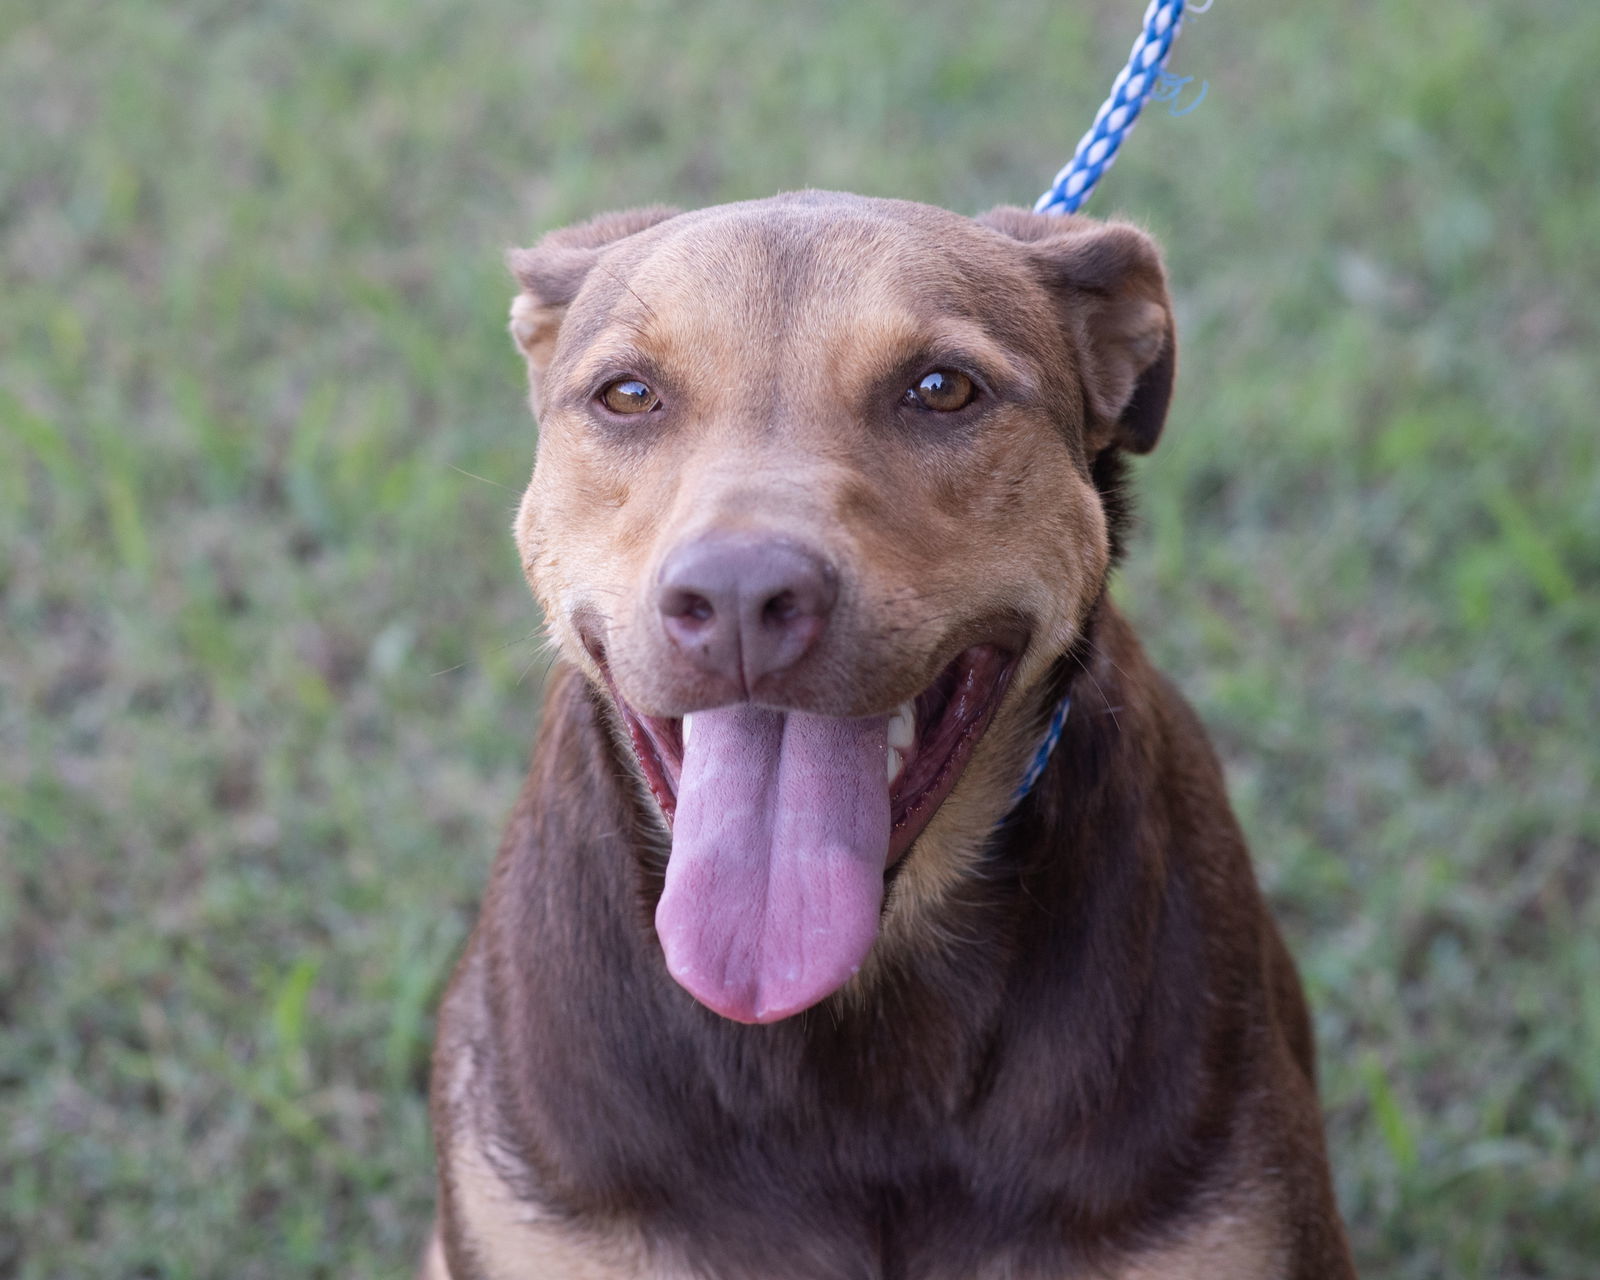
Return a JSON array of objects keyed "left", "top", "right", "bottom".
[
  {"left": 454, "top": 1113, "right": 1286, "bottom": 1280},
  {"left": 513, "top": 1026, "right": 1157, "bottom": 1280},
  {"left": 457, "top": 1124, "right": 1284, "bottom": 1280}
]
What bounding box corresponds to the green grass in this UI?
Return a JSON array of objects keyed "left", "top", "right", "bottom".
[{"left": 2, "top": 0, "right": 1596, "bottom": 1274}]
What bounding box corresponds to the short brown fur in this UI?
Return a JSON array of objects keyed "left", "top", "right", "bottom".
[{"left": 429, "top": 191, "right": 1355, "bottom": 1278}]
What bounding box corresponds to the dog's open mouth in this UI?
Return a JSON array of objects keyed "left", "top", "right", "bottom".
[
  {"left": 613, "top": 646, "right": 1016, "bottom": 859},
  {"left": 598, "top": 646, "right": 1015, "bottom": 1024}
]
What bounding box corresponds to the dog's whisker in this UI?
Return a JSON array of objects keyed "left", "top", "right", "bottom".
[
  {"left": 448, "top": 463, "right": 519, "bottom": 493},
  {"left": 428, "top": 629, "right": 545, "bottom": 679},
  {"left": 595, "top": 261, "right": 661, "bottom": 328},
  {"left": 1067, "top": 645, "right": 1121, "bottom": 733}
]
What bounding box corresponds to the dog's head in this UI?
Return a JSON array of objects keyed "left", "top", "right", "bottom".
[{"left": 508, "top": 191, "right": 1173, "bottom": 1023}]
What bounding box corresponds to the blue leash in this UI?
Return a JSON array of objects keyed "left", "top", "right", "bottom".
[
  {"left": 1035, "top": 0, "right": 1191, "bottom": 215},
  {"left": 1011, "top": 693, "right": 1071, "bottom": 805},
  {"left": 1013, "top": 0, "right": 1192, "bottom": 801}
]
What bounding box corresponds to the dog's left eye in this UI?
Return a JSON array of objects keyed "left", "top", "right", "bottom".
[
  {"left": 904, "top": 369, "right": 977, "bottom": 413},
  {"left": 598, "top": 378, "right": 661, "bottom": 415}
]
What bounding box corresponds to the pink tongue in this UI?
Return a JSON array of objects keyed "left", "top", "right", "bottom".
[{"left": 655, "top": 705, "right": 891, "bottom": 1023}]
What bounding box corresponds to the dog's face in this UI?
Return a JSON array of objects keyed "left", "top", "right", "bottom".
[{"left": 509, "top": 191, "right": 1173, "bottom": 1023}]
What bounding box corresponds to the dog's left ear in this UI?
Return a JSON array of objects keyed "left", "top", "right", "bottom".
[
  {"left": 977, "top": 206, "right": 1175, "bottom": 455},
  {"left": 507, "top": 205, "right": 681, "bottom": 393}
]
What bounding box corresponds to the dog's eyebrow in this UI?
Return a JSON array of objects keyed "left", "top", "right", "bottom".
[
  {"left": 557, "top": 314, "right": 1039, "bottom": 405},
  {"left": 853, "top": 313, "right": 1040, "bottom": 400},
  {"left": 560, "top": 339, "right": 663, "bottom": 396}
]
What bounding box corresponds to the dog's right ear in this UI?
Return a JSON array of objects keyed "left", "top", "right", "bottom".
[{"left": 507, "top": 205, "right": 680, "bottom": 387}]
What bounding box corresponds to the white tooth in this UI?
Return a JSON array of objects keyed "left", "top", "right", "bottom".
[
  {"left": 886, "top": 746, "right": 904, "bottom": 785},
  {"left": 681, "top": 713, "right": 694, "bottom": 748},
  {"left": 888, "top": 700, "right": 915, "bottom": 751}
]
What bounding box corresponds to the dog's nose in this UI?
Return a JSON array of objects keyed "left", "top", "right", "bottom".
[{"left": 655, "top": 535, "right": 838, "bottom": 691}]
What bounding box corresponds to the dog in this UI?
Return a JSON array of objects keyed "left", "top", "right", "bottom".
[{"left": 424, "top": 190, "right": 1357, "bottom": 1279}]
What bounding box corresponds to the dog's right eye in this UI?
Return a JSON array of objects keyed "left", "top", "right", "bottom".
[
  {"left": 904, "top": 369, "right": 978, "bottom": 413},
  {"left": 598, "top": 378, "right": 661, "bottom": 415}
]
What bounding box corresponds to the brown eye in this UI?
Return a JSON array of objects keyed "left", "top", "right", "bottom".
[
  {"left": 905, "top": 369, "right": 977, "bottom": 413},
  {"left": 599, "top": 378, "right": 660, "bottom": 415}
]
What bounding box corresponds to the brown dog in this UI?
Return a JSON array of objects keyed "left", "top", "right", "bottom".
[{"left": 425, "top": 191, "right": 1356, "bottom": 1279}]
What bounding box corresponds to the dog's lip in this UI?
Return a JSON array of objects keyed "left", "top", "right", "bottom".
[
  {"left": 595, "top": 645, "right": 1018, "bottom": 863},
  {"left": 885, "top": 645, "right": 1015, "bottom": 861}
]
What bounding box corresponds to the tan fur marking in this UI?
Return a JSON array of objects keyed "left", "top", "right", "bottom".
[
  {"left": 417, "top": 1225, "right": 451, "bottom": 1280},
  {"left": 1112, "top": 1188, "right": 1288, "bottom": 1280},
  {"left": 441, "top": 1051, "right": 683, "bottom": 1280}
]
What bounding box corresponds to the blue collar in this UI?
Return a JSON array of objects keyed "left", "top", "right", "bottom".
[{"left": 1010, "top": 695, "right": 1071, "bottom": 807}]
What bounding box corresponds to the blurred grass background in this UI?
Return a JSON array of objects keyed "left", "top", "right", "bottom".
[{"left": 2, "top": 0, "right": 1597, "bottom": 1274}]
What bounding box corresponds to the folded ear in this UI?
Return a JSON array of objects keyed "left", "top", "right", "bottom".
[
  {"left": 507, "top": 205, "right": 680, "bottom": 386},
  {"left": 977, "top": 206, "right": 1175, "bottom": 455}
]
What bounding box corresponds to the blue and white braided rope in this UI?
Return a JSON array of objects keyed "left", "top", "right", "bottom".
[
  {"left": 1011, "top": 695, "right": 1071, "bottom": 805},
  {"left": 1008, "top": 2, "right": 1193, "bottom": 804},
  {"left": 1035, "top": 0, "right": 1188, "bottom": 215}
]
